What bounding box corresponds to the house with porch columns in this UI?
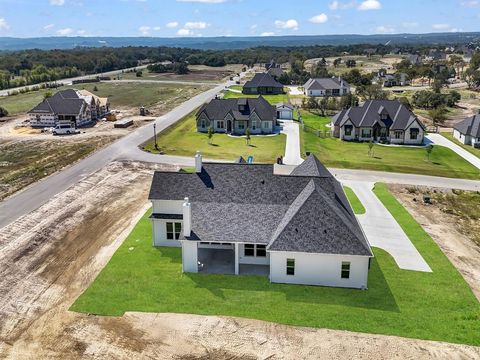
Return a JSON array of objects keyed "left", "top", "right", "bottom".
[{"left": 148, "top": 153, "right": 373, "bottom": 289}]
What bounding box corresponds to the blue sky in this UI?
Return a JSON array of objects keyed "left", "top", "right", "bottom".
[{"left": 0, "top": 0, "right": 479, "bottom": 38}]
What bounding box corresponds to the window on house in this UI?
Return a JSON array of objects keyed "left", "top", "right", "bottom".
[
  {"left": 200, "top": 119, "right": 206, "bottom": 128},
  {"left": 361, "top": 129, "right": 372, "bottom": 138},
  {"left": 244, "top": 244, "right": 255, "bottom": 256},
  {"left": 263, "top": 121, "right": 271, "bottom": 129},
  {"left": 166, "top": 222, "right": 181, "bottom": 240},
  {"left": 394, "top": 131, "right": 403, "bottom": 139},
  {"left": 344, "top": 125, "right": 352, "bottom": 136},
  {"left": 256, "top": 244, "right": 266, "bottom": 257},
  {"left": 238, "top": 122, "right": 245, "bottom": 130},
  {"left": 217, "top": 121, "right": 224, "bottom": 129},
  {"left": 410, "top": 128, "right": 419, "bottom": 140},
  {"left": 341, "top": 262, "right": 351, "bottom": 279},
  {"left": 286, "top": 258, "right": 295, "bottom": 275},
  {"left": 252, "top": 121, "right": 257, "bottom": 130}
]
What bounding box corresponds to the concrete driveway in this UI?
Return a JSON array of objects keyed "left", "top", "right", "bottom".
[
  {"left": 343, "top": 181, "right": 432, "bottom": 272},
  {"left": 427, "top": 133, "right": 480, "bottom": 170},
  {"left": 279, "top": 120, "right": 303, "bottom": 165}
]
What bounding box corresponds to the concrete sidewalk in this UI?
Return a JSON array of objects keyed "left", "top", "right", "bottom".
[
  {"left": 279, "top": 120, "right": 303, "bottom": 165},
  {"left": 343, "top": 181, "right": 432, "bottom": 272},
  {"left": 427, "top": 133, "right": 480, "bottom": 170}
]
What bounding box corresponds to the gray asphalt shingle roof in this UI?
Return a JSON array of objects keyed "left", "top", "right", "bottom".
[
  {"left": 149, "top": 155, "right": 372, "bottom": 256},
  {"left": 197, "top": 96, "right": 276, "bottom": 121},
  {"left": 332, "top": 99, "right": 425, "bottom": 131},
  {"left": 28, "top": 89, "right": 86, "bottom": 116},
  {"left": 304, "top": 77, "right": 349, "bottom": 91},
  {"left": 243, "top": 73, "right": 284, "bottom": 89},
  {"left": 454, "top": 114, "right": 480, "bottom": 137}
]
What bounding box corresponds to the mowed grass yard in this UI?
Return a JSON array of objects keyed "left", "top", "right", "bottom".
[
  {"left": 143, "top": 112, "right": 286, "bottom": 163},
  {"left": 71, "top": 183, "right": 480, "bottom": 345},
  {"left": 441, "top": 132, "right": 480, "bottom": 159},
  {"left": 343, "top": 186, "right": 366, "bottom": 215},
  {"left": 302, "top": 131, "right": 480, "bottom": 180},
  {"left": 300, "top": 110, "right": 331, "bottom": 131},
  {"left": 0, "top": 82, "right": 212, "bottom": 115}
]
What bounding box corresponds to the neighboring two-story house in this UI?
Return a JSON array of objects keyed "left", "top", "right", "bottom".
[
  {"left": 453, "top": 114, "right": 480, "bottom": 148},
  {"left": 332, "top": 99, "right": 426, "bottom": 145},
  {"left": 148, "top": 153, "right": 373, "bottom": 289},
  {"left": 303, "top": 77, "right": 350, "bottom": 97},
  {"left": 243, "top": 73, "right": 284, "bottom": 95},
  {"left": 196, "top": 96, "right": 276, "bottom": 135},
  {"left": 28, "top": 89, "right": 109, "bottom": 128}
]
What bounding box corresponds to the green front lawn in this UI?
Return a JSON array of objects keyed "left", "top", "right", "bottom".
[
  {"left": 441, "top": 132, "right": 480, "bottom": 159},
  {"left": 71, "top": 186, "right": 480, "bottom": 345},
  {"left": 343, "top": 186, "right": 366, "bottom": 215},
  {"left": 302, "top": 132, "right": 480, "bottom": 179},
  {"left": 300, "top": 110, "right": 331, "bottom": 131},
  {"left": 142, "top": 112, "right": 286, "bottom": 163}
]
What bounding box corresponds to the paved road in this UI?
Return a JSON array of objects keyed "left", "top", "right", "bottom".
[
  {"left": 279, "top": 120, "right": 303, "bottom": 165},
  {"left": 0, "top": 65, "right": 149, "bottom": 97},
  {"left": 343, "top": 181, "right": 432, "bottom": 272},
  {"left": 427, "top": 133, "right": 480, "bottom": 170},
  {"left": 0, "top": 82, "right": 230, "bottom": 229}
]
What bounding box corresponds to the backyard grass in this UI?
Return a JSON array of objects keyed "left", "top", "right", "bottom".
[
  {"left": 441, "top": 132, "right": 480, "bottom": 159},
  {"left": 142, "top": 112, "right": 286, "bottom": 163},
  {"left": 0, "top": 82, "right": 212, "bottom": 115},
  {"left": 300, "top": 110, "right": 331, "bottom": 131},
  {"left": 343, "top": 186, "right": 366, "bottom": 215},
  {"left": 71, "top": 191, "right": 480, "bottom": 345},
  {"left": 301, "top": 131, "right": 480, "bottom": 179}
]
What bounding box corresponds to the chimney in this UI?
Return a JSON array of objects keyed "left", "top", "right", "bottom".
[
  {"left": 183, "top": 197, "right": 191, "bottom": 237},
  {"left": 195, "top": 151, "right": 202, "bottom": 173}
]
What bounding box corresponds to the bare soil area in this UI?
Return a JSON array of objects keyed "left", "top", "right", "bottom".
[
  {"left": 0, "top": 162, "right": 479, "bottom": 359},
  {"left": 389, "top": 184, "right": 480, "bottom": 301}
]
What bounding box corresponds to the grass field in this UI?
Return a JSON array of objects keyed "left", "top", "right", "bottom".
[
  {"left": 71, "top": 185, "right": 480, "bottom": 345},
  {"left": 343, "top": 186, "right": 366, "bottom": 215},
  {"left": 302, "top": 131, "right": 480, "bottom": 179},
  {"left": 0, "top": 82, "right": 212, "bottom": 115},
  {"left": 300, "top": 111, "right": 331, "bottom": 131},
  {"left": 142, "top": 112, "right": 286, "bottom": 163},
  {"left": 441, "top": 132, "right": 480, "bottom": 159}
]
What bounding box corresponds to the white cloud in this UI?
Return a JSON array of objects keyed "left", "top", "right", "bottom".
[
  {"left": 184, "top": 21, "right": 209, "bottom": 29},
  {"left": 402, "top": 22, "right": 418, "bottom": 28},
  {"left": 43, "top": 23, "right": 55, "bottom": 30},
  {"left": 261, "top": 32, "right": 275, "bottom": 36},
  {"left": 358, "top": 0, "right": 381, "bottom": 10},
  {"left": 250, "top": 24, "right": 257, "bottom": 30},
  {"left": 375, "top": 25, "right": 395, "bottom": 33},
  {"left": 274, "top": 19, "right": 298, "bottom": 30},
  {"left": 77, "top": 29, "right": 86, "bottom": 35},
  {"left": 177, "top": 28, "right": 193, "bottom": 36},
  {"left": 153, "top": 26, "right": 161, "bottom": 31},
  {"left": 138, "top": 25, "right": 150, "bottom": 35},
  {"left": 432, "top": 23, "right": 450, "bottom": 30},
  {"left": 0, "top": 18, "right": 9, "bottom": 31},
  {"left": 309, "top": 13, "right": 328, "bottom": 24},
  {"left": 50, "top": 0, "right": 65, "bottom": 5},
  {"left": 176, "top": 0, "right": 226, "bottom": 3},
  {"left": 329, "top": 0, "right": 355, "bottom": 10},
  {"left": 166, "top": 21, "right": 178, "bottom": 28},
  {"left": 461, "top": 0, "right": 480, "bottom": 7},
  {"left": 56, "top": 28, "right": 73, "bottom": 35}
]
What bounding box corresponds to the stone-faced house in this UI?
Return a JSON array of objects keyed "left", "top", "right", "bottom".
[
  {"left": 332, "top": 100, "right": 425, "bottom": 145},
  {"left": 28, "top": 89, "right": 109, "bottom": 128},
  {"left": 196, "top": 96, "right": 276, "bottom": 135},
  {"left": 243, "top": 73, "right": 284, "bottom": 95},
  {"left": 148, "top": 153, "right": 373, "bottom": 289},
  {"left": 454, "top": 114, "right": 480, "bottom": 148},
  {"left": 303, "top": 77, "right": 350, "bottom": 97}
]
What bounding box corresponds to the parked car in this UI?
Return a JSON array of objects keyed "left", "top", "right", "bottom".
[{"left": 52, "top": 124, "right": 77, "bottom": 135}]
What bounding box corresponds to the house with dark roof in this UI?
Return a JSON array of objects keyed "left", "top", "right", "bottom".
[
  {"left": 454, "top": 114, "right": 480, "bottom": 148},
  {"left": 148, "top": 152, "right": 373, "bottom": 289},
  {"left": 332, "top": 100, "right": 426, "bottom": 145},
  {"left": 407, "top": 54, "right": 422, "bottom": 66},
  {"left": 28, "top": 89, "right": 109, "bottom": 128},
  {"left": 243, "top": 73, "right": 284, "bottom": 95},
  {"left": 196, "top": 96, "right": 276, "bottom": 135},
  {"left": 303, "top": 77, "right": 350, "bottom": 97}
]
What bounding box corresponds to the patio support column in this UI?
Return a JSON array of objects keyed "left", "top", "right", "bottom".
[{"left": 234, "top": 243, "right": 239, "bottom": 275}]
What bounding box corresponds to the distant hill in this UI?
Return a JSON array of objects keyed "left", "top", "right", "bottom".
[{"left": 2, "top": 32, "right": 480, "bottom": 51}]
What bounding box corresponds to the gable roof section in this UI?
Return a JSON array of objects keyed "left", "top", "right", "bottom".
[
  {"left": 197, "top": 96, "right": 275, "bottom": 121},
  {"left": 149, "top": 156, "right": 372, "bottom": 257},
  {"left": 244, "top": 73, "right": 283, "bottom": 89},
  {"left": 304, "top": 77, "right": 349, "bottom": 91},
  {"left": 454, "top": 114, "right": 480, "bottom": 137},
  {"left": 29, "top": 89, "right": 87, "bottom": 116},
  {"left": 290, "top": 154, "right": 331, "bottom": 177}
]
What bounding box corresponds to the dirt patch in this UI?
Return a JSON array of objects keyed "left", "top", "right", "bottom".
[{"left": 388, "top": 184, "right": 480, "bottom": 301}]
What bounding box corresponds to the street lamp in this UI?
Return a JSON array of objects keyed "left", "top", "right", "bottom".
[{"left": 153, "top": 123, "right": 159, "bottom": 150}]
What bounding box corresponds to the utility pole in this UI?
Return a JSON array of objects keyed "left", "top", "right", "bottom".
[{"left": 153, "top": 123, "right": 158, "bottom": 150}]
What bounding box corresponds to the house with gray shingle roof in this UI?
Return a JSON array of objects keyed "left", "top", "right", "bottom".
[
  {"left": 243, "top": 73, "right": 284, "bottom": 95},
  {"left": 332, "top": 99, "right": 426, "bottom": 145},
  {"left": 453, "top": 114, "right": 480, "bottom": 148},
  {"left": 196, "top": 96, "right": 276, "bottom": 135},
  {"left": 148, "top": 152, "right": 373, "bottom": 289},
  {"left": 303, "top": 77, "right": 350, "bottom": 97}
]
